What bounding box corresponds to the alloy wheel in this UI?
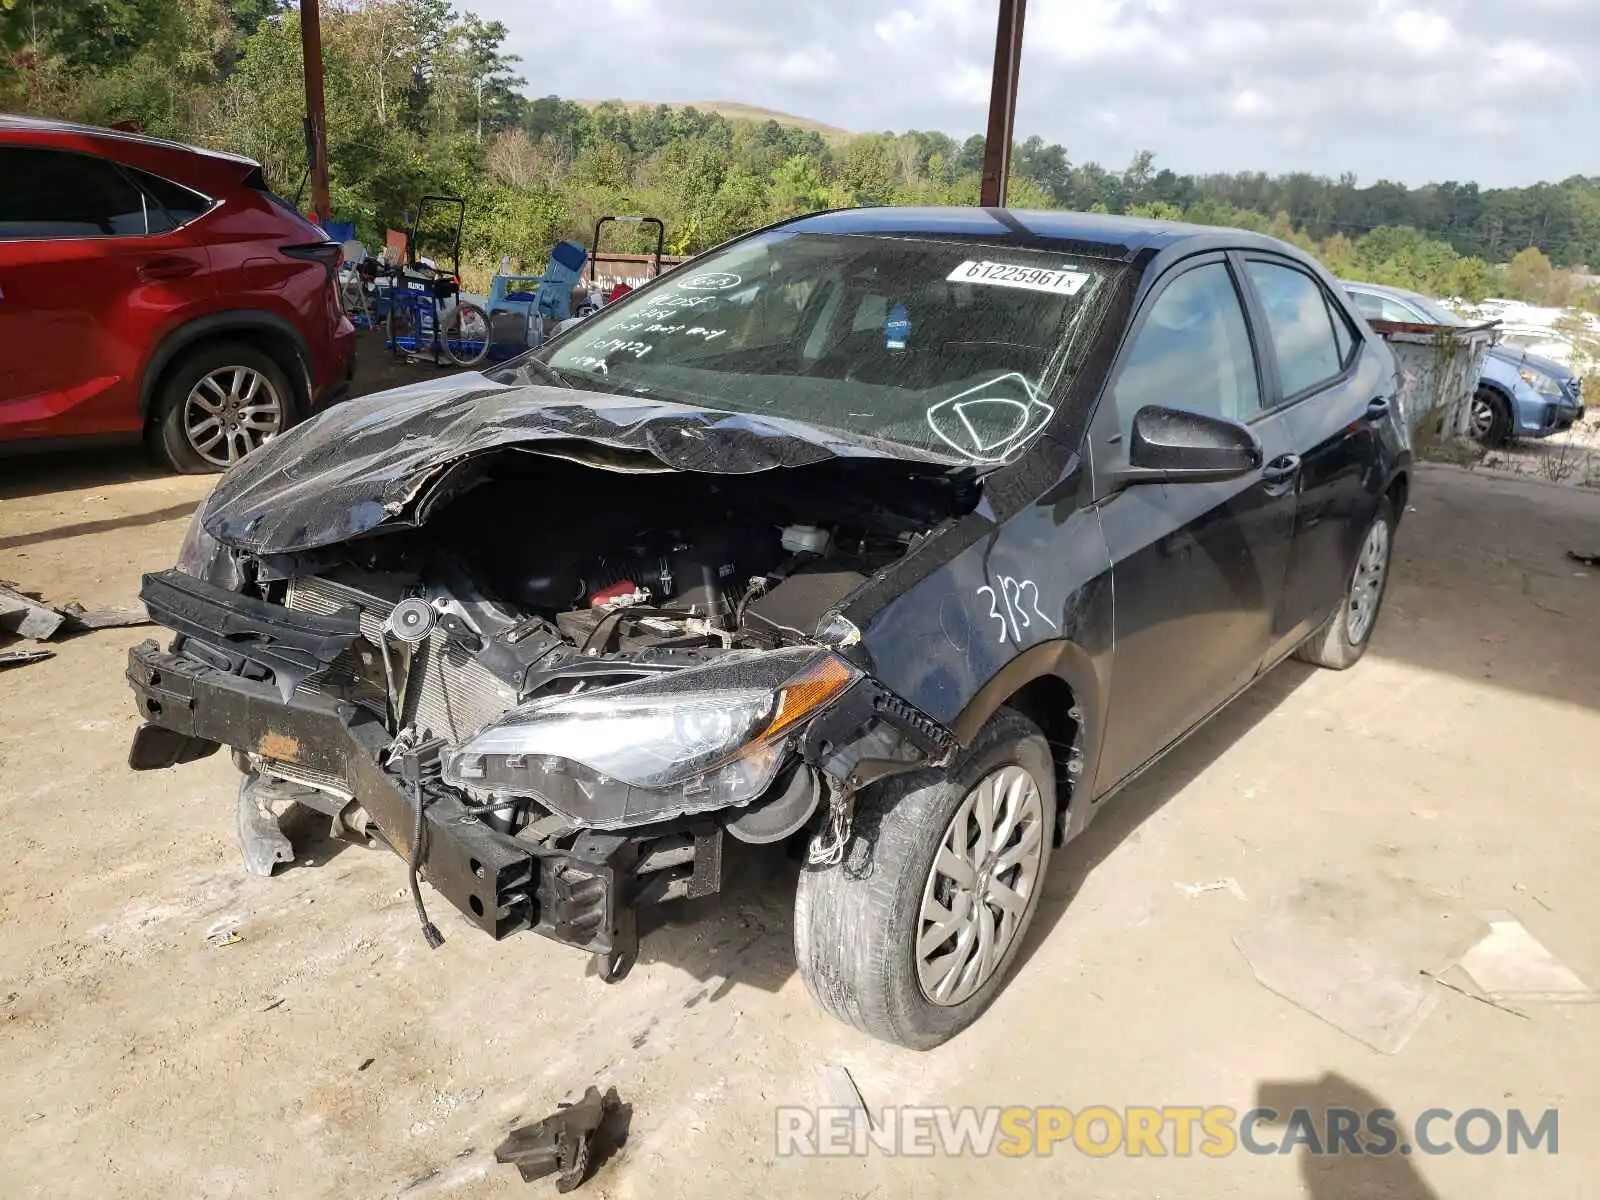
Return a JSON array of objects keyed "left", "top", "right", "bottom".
[
  {"left": 1469, "top": 395, "right": 1497, "bottom": 441},
  {"left": 183, "top": 366, "right": 284, "bottom": 468},
  {"left": 1346, "top": 519, "right": 1391, "bottom": 645},
  {"left": 916, "top": 764, "right": 1045, "bottom": 1007}
]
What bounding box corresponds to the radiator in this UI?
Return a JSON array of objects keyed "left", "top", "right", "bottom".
[{"left": 285, "top": 575, "right": 519, "bottom": 744}]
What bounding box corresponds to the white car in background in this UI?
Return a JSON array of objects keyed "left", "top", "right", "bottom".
[{"left": 1497, "top": 325, "right": 1580, "bottom": 371}]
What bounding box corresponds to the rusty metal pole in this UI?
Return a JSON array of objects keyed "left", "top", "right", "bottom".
[
  {"left": 978, "top": 0, "right": 1027, "bottom": 208},
  {"left": 299, "top": 0, "right": 332, "bottom": 223}
]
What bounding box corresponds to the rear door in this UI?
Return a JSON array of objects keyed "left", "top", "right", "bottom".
[
  {"left": 1091, "top": 254, "right": 1301, "bottom": 789},
  {"left": 0, "top": 146, "right": 211, "bottom": 441},
  {"left": 1238, "top": 255, "right": 1395, "bottom": 658}
]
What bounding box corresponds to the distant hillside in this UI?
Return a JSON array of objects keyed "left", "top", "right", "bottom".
[{"left": 576, "top": 99, "right": 850, "bottom": 136}]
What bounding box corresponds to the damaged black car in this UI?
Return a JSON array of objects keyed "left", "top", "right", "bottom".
[{"left": 128, "top": 208, "right": 1409, "bottom": 1049}]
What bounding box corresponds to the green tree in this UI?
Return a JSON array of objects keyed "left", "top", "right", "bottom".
[{"left": 839, "top": 134, "right": 899, "bottom": 206}]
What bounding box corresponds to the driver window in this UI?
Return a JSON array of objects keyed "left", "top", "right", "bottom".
[{"left": 1110, "top": 262, "right": 1261, "bottom": 445}]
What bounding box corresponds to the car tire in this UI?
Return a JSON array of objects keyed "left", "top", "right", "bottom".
[
  {"left": 1469, "top": 386, "right": 1512, "bottom": 446},
  {"left": 151, "top": 342, "right": 295, "bottom": 474},
  {"left": 794, "top": 707, "right": 1056, "bottom": 1049},
  {"left": 1294, "top": 497, "right": 1396, "bottom": 671}
]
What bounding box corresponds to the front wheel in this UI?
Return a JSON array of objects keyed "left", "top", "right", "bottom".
[
  {"left": 1469, "top": 386, "right": 1512, "bottom": 445},
  {"left": 1294, "top": 497, "right": 1396, "bottom": 670},
  {"left": 442, "top": 301, "right": 491, "bottom": 366},
  {"left": 794, "top": 707, "right": 1056, "bottom": 1049}
]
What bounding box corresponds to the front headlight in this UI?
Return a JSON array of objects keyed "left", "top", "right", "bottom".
[
  {"left": 443, "top": 649, "right": 859, "bottom": 828},
  {"left": 1519, "top": 367, "right": 1561, "bottom": 397}
]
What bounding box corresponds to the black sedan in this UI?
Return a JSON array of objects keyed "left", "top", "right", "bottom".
[{"left": 127, "top": 207, "right": 1408, "bottom": 1049}]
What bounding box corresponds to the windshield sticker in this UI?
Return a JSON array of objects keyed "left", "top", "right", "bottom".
[
  {"left": 977, "top": 576, "right": 1057, "bottom": 645},
  {"left": 925, "top": 374, "right": 1055, "bottom": 463},
  {"left": 884, "top": 302, "right": 911, "bottom": 351},
  {"left": 946, "top": 260, "right": 1091, "bottom": 296},
  {"left": 676, "top": 271, "right": 743, "bottom": 292}
]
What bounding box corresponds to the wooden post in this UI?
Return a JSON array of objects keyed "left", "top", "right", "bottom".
[
  {"left": 300, "top": 0, "right": 332, "bottom": 223},
  {"left": 978, "top": 0, "right": 1027, "bottom": 208}
]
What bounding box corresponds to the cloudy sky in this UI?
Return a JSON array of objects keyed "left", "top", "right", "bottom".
[{"left": 476, "top": 0, "right": 1596, "bottom": 188}]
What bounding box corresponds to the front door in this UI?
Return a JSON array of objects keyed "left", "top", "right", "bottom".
[{"left": 1089, "top": 255, "right": 1301, "bottom": 790}]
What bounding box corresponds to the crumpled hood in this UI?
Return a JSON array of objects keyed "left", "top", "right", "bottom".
[{"left": 203, "top": 373, "right": 963, "bottom": 554}]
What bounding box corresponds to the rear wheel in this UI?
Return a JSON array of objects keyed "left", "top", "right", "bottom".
[
  {"left": 794, "top": 707, "right": 1056, "bottom": 1049},
  {"left": 151, "top": 343, "right": 293, "bottom": 474},
  {"left": 442, "top": 301, "right": 491, "bottom": 366},
  {"left": 1469, "top": 386, "right": 1512, "bottom": 445},
  {"left": 1295, "top": 497, "right": 1395, "bottom": 670}
]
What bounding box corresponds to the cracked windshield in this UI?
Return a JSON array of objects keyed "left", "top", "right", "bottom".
[{"left": 522, "top": 231, "right": 1114, "bottom": 462}]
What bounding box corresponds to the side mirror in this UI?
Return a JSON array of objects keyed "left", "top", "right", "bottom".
[{"left": 1113, "top": 405, "right": 1262, "bottom": 489}]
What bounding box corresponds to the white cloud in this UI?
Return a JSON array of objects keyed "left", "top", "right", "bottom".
[
  {"left": 478, "top": 0, "right": 1599, "bottom": 187},
  {"left": 758, "top": 46, "right": 842, "bottom": 84},
  {"left": 1232, "top": 89, "right": 1271, "bottom": 118},
  {"left": 874, "top": 9, "right": 921, "bottom": 43},
  {"left": 1392, "top": 9, "right": 1453, "bottom": 56},
  {"left": 941, "top": 60, "right": 992, "bottom": 106}
]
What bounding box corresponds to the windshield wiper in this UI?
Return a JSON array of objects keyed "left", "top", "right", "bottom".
[
  {"left": 523, "top": 356, "right": 570, "bottom": 387},
  {"left": 487, "top": 352, "right": 570, "bottom": 389}
]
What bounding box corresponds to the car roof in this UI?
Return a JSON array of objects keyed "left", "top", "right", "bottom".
[
  {"left": 1342, "top": 280, "right": 1431, "bottom": 305},
  {"left": 779, "top": 206, "right": 1305, "bottom": 265},
  {"left": 0, "top": 113, "right": 257, "bottom": 169}
]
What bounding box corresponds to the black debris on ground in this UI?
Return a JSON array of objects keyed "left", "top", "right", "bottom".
[{"left": 494, "top": 1085, "right": 629, "bottom": 1192}]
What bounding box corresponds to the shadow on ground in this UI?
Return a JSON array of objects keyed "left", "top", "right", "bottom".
[
  {"left": 0, "top": 445, "right": 172, "bottom": 505},
  {"left": 1016, "top": 659, "right": 1316, "bottom": 975},
  {"left": 1367, "top": 467, "right": 1600, "bottom": 713},
  {"left": 610, "top": 839, "right": 804, "bottom": 997},
  {"left": 609, "top": 661, "right": 1318, "bottom": 1001},
  {"left": 1254, "top": 1072, "right": 1440, "bottom": 1199},
  {"left": 0, "top": 499, "right": 200, "bottom": 551}
]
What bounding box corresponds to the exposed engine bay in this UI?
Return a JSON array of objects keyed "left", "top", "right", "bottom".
[
  {"left": 252, "top": 452, "right": 973, "bottom": 758},
  {"left": 131, "top": 442, "right": 973, "bottom": 973}
]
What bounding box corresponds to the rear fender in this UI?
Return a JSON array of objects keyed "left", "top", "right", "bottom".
[{"left": 139, "top": 310, "right": 313, "bottom": 420}]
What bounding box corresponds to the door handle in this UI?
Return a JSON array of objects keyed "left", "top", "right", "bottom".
[
  {"left": 1365, "top": 396, "right": 1391, "bottom": 420},
  {"left": 137, "top": 257, "right": 199, "bottom": 282},
  {"left": 1261, "top": 454, "right": 1301, "bottom": 486}
]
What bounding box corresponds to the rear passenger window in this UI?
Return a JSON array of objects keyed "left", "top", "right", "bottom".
[
  {"left": 0, "top": 147, "right": 151, "bottom": 238},
  {"left": 1246, "top": 261, "right": 1345, "bottom": 397},
  {"left": 1110, "top": 261, "right": 1261, "bottom": 442},
  {"left": 131, "top": 169, "right": 214, "bottom": 230},
  {"left": 1347, "top": 290, "right": 1384, "bottom": 320}
]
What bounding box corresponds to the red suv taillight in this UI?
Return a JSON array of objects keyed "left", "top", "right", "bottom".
[
  {"left": 280, "top": 241, "right": 342, "bottom": 278},
  {"left": 281, "top": 241, "right": 344, "bottom": 313}
]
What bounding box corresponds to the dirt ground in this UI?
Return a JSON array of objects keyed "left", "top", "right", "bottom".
[
  {"left": 1481, "top": 409, "right": 1600, "bottom": 489},
  {"left": 2, "top": 437, "right": 1598, "bottom": 1197}
]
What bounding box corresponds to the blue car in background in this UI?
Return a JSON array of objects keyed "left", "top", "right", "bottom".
[{"left": 1343, "top": 281, "right": 1584, "bottom": 445}]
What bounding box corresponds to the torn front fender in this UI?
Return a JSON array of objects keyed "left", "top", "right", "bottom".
[{"left": 797, "top": 673, "right": 957, "bottom": 789}]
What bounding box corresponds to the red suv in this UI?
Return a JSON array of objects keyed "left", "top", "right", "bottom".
[{"left": 0, "top": 116, "right": 355, "bottom": 472}]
